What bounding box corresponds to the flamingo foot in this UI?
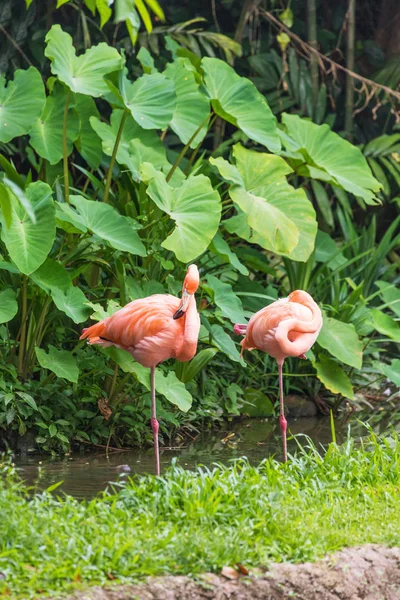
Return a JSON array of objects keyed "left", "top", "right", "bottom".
[{"left": 298, "top": 353, "right": 307, "bottom": 360}]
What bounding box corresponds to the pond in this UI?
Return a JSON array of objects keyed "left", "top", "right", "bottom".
[{"left": 13, "top": 410, "right": 399, "bottom": 499}]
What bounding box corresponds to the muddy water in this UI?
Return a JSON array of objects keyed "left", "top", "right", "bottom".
[{"left": 13, "top": 411, "right": 399, "bottom": 499}]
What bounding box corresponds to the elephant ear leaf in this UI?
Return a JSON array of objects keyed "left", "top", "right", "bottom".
[
  {"left": 214, "top": 144, "right": 317, "bottom": 262},
  {"left": 0, "top": 182, "right": 56, "bottom": 275},
  {"left": 164, "top": 58, "right": 210, "bottom": 147},
  {"left": 119, "top": 69, "right": 176, "bottom": 129},
  {"left": 29, "top": 83, "right": 80, "bottom": 164},
  {"left": 281, "top": 113, "right": 382, "bottom": 204},
  {"left": 142, "top": 164, "right": 221, "bottom": 262},
  {"left": 35, "top": 345, "right": 79, "bottom": 383},
  {"left": 45, "top": 24, "right": 123, "bottom": 96},
  {"left": 0, "top": 67, "right": 45, "bottom": 143},
  {"left": 201, "top": 57, "right": 280, "bottom": 153}
]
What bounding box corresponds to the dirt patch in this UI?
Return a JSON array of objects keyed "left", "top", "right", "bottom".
[{"left": 62, "top": 545, "right": 400, "bottom": 600}]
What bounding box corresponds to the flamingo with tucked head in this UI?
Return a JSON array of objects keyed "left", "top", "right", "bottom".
[
  {"left": 234, "top": 290, "right": 322, "bottom": 462},
  {"left": 80, "top": 265, "right": 201, "bottom": 475}
]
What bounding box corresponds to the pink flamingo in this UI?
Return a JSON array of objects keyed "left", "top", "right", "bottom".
[
  {"left": 234, "top": 290, "right": 322, "bottom": 462},
  {"left": 80, "top": 265, "right": 200, "bottom": 475}
]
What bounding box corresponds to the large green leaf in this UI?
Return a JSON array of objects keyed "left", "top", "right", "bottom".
[
  {"left": 74, "top": 94, "right": 103, "bottom": 169},
  {"left": 30, "top": 258, "right": 72, "bottom": 294},
  {"left": 207, "top": 323, "right": 244, "bottom": 364},
  {"left": 0, "top": 67, "right": 45, "bottom": 143},
  {"left": 242, "top": 388, "right": 274, "bottom": 417},
  {"left": 1, "top": 178, "right": 35, "bottom": 225},
  {"left": 164, "top": 58, "right": 209, "bottom": 147},
  {"left": 373, "top": 358, "right": 400, "bottom": 387},
  {"left": 70, "top": 195, "right": 146, "bottom": 256},
  {"left": 35, "top": 345, "right": 79, "bottom": 383},
  {"left": 29, "top": 84, "right": 80, "bottom": 164},
  {"left": 55, "top": 202, "right": 87, "bottom": 234},
  {"left": 212, "top": 144, "right": 317, "bottom": 261},
  {"left": 281, "top": 113, "right": 382, "bottom": 204},
  {"left": 318, "top": 315, "right": 362, "bottom": 369},
  {"left": 31, "top": 258, "right": 90, "bottom": 324},
  {"left": 106, "top": 347, "right": 192, "bottom": 411},
  {"left": 90, "top": 109, "right": 167, "bottom": 180},
  {"left": 52, "top": 287, "right": 91, "bottom": 324},
  {"left": 143, "top": 165, "right": 221, "bottom": 262},
  {"left": 233, "top": 143, "right": 292, "bottom": 187},
  {"left": 206, "top": 275, "right": 246, "bottom": 324},
  {"left": 314, "top": 355, "right": 354, "bottom": 399},
  {"left": 375, "top": 281, "right": 400, "bottom": 318},
  {"left": 45, "top": 25, "right": 123, "bottom": 97},
  {"left": 370, "top": 308, "right": 400, "bottom": 342},
  {"left": 229, "top": 187, "right": 299, "bottom": 255},
  {"left": 0, "top": 289, "right": 18, "bottom": 324},
  {"left": 0, "top": 182, "right": 55, "bottom": 274},
  {"left": 154, "top": 371, "right": 192, "bottom": 412},
  {"left": 202, "top": 57, "right": 280, "bottom": 153},
  {"left": 210, "top": 232, "right": 248, "bottom": 276},
  {"left": 120, "top": 70, "right": 176, "bottom": 129}
]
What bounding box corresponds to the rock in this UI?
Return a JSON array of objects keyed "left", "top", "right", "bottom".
[
  {"left": 61, "top": 545, "right": 400, "bottom": 600},
  {"left": 284, "top": 394, "right": 318, "bottom": 417},
  {"left": 115, "top": 464, "right": 131, "bottom": 472}
]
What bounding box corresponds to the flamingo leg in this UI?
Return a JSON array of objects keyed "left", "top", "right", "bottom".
[
  {"left": 150, "top": 366, "right": 160, "bottom": 476},
  {"left": 278, "top": 360, "right": 288, "bottom": 463}
]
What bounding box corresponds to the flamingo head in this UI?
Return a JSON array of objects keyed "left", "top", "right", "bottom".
[{"left": 173, "top": 264, "right": 199, "bottom": 320}]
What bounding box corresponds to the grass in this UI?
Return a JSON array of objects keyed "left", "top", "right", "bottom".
[{"left": 1, "top": 432, "right": 400, "bottom": 598}]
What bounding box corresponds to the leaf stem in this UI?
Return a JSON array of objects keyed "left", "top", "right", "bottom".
[
  {"left": 26, "top": 296, "right": 52, "bottom": 370},
  {"left": 62, "top": 90, "right": 71, "bottom": 205},
  {"left": 104, "top": 109, "right": 128, "bottom": 204},
  {"left": 166, "top": 113, "right": 212, "bottom": 183},
  {"left": 18, "top": 276, "right": 28, "bottom": 378}
]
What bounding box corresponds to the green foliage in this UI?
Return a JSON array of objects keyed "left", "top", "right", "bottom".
[
  {"left": 35, "top": 345, "right": 79, "bottom": 383},
  {"left": 0, "top": 68, "right": 45, "bottom": 143},
  {"left": 29, "top": 84, "right": 80, "bottom": 165},
  {"left": 202, "top": 57, "right": 280, "bottom": 152},
  {"left": 45, "top": 25, "right": 123, "bottom": 96},
  {"left": 0, "top": 182, "right": 55, "bottom": 274},
  {"left": 0, "top": 6, "right": 396, "bottom": 453},
  {"left": 143, "top": 166, "right": 221, "bottom": 262},
  {"left": 281, "top": 113, "right": 382, "bottom": 204},
  {"left": 120, "top": 70, "right": 177, "bottom": 129},
  {"left": 1, "top": 434, "right": 400, "bottom": 596}
]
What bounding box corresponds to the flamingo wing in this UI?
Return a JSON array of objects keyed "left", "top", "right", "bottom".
[{"left": 80, "top": 295, "right": 184, "bottom": 367}]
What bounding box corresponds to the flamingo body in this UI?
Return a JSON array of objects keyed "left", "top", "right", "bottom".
[
  {"left": 238, "top": 291, "right": 322, "bottom": 365},
  {"left": 80, "top": 294, "right": 199, "bottom": 368},
  {"left": 234, "top": 290, "right": 322, "bottom": 462},
  {"left": 80, "top": 264, "right": 200, "bottom": 475}
]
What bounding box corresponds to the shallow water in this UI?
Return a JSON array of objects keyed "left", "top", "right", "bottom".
[{"left": 12, "top": 408, "right": 399, "bottom": 500}]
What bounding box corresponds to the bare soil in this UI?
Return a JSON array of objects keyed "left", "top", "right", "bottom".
[{"left": 64, "top": 545, "right": 400, "bottom": 600}]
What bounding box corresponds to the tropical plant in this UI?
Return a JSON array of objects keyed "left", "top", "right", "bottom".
[{"left": 0, "top": 3, "right": 398, "bottom": 452}]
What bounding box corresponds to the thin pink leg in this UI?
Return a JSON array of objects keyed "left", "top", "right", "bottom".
[
  {"left": 150, "top": 366, "right": 160, "bottom": 476},
  {"left": 278, "top": 361, "right": 287, "bottom": 463}
]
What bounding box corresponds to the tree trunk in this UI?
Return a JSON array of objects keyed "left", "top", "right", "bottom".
[
  {"left": 307, "top": 0, "right": 319, "bottom": 115},
  {"left": 344, "top": 0, "right": 356, "bottom": 140},
  {"left": 375, "top": 0, "right": 400, "bottom": 58}
]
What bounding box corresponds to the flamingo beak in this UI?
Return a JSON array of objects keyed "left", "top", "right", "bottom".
[{"left": 173, "top": 290, "right": 191, "bottom": 320}]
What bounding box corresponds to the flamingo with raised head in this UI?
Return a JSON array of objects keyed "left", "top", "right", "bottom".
[
  {"left": 80, "top": 265, "right": 201, "bottom": 475},
  {"left": 234, "top": 290, "right": 322, "bottom": 462}
]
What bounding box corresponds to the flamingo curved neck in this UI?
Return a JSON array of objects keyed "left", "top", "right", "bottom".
[{"left": 176, "top": 296, "right": 199, "bottom": 362}]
